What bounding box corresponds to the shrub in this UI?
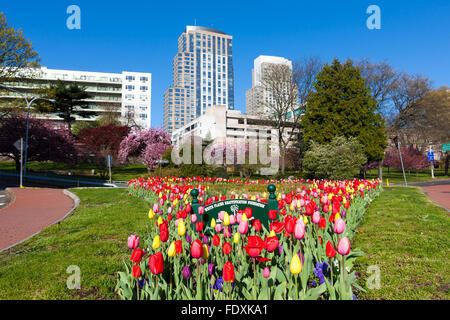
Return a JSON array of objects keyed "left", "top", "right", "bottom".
[{"left": 303, "top": 136, "right": 367, "bottom": 180}]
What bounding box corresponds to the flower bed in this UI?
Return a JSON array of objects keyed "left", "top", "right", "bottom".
[{"left": 116, "top": 178, "right": 382, "bottom": 300}]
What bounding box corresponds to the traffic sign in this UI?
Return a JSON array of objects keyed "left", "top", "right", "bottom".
[
  {"left": 427, "top": 152, "right": 435, "bottom": 162},
  {"left": 443, "top": 143, "right": 450, "bottom": 151}
]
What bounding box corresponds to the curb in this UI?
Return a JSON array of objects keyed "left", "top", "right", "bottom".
[
  {"left": 0, "top": 189, "right": 81, "bottom": 253},
  {"left": 1, "top": 188, "right": 16, "bottom": 211}
]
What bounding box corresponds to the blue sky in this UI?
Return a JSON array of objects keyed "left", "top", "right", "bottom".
[{"left": 2, "top": 0, "right": 449, "bottom": 127}]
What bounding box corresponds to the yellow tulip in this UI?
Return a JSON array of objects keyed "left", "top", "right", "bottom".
[
  {"left": 168, "top": 242, "right": 176, "bottom": 257},
  {"left": 233, "top": 233, "right": 239, "bottom": 244},
  {"left": 269, "top": 230, "right": 276, "bottom": 237},
  {"left": 277, "top": 194, "right": 282, "bottom": 200},
  {"left": 290, "top": 254, "right": 302, "bottom": 274},
  {"left": 223, "top": 212, "right": 230, "bottom": 226},
  {"left": 211, "top": 218, "right": 216, "bottom": 229},
  {"left": 148, "top": 209, "right": 155, "bottom": 219},
  {"left": 178, "top": 219, "right": 186, "bottom": 236},
  {"left": 290, "top": 203, "right": 294, "bottom": 211},
  {"left": 296, "top": 201, "right": 301, "bottom": 209},
  {"left": 335, "top": 213, "right": 341, "bottom": 221},
  {"left": 242, "top": 213, "right": 248, "bottom": 221},
  {"left": 152, "top": 235, "right": 160, "bottom": 250},
  {"left": 303, "top": 216, "right": 308, "bottom": 224},
  {"left": 157, "top": 216, "right": 163, "bottom": 226},
  {"left": 202, "top": 244, "right": 209, "bottom": 260},
  {"left": 251, "top": 195, "right": 256, "bottom": 201}
]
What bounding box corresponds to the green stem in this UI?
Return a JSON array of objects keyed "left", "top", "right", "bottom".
[{"left": 295, "top": 275, "right": 298, "bottom": 300}]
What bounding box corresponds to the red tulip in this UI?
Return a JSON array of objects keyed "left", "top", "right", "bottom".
[
  {"left": 264, "top": 236, "right": 279, "bottom": 252},
  {"left": 175, "top": 240, "right": 183, "bottom": 254},
  {"left": 191, "top": 239, "right": 203, "bottom": 258},
  {"left": 270, "top": 221, "right": 285, "bottom": 234},
  {"left": 223, "top": 242, "right": 232, "bottom": 255},
  {"left": 132, "top": 264, "right": 142, "bottom": 278},
  {"left": 212, "top": 234, "right": 220, "bottom": 247},
  {"left": 185, "top": 204, "right": 192, "bottom": 214},
  {"left": 285, "top": 216, "right": 296, "bottom": 234},
  {"left": 130, "top": 248, "right": 146, "bottom": 264},
  {"left": 326, "top": 241, "right": 336, "bottom": 258},
  {"left": 252, "top": 219, "right": 262, "bottom": 232},
  {"left": 268, "top": 209, "right": 278, "bottom": 220},
  {"left": 319, "top": 217, "right": 326, "bottom": 229},
  {"left": 149, "top": 252, "right": 164, "bottom": 275},
  {"left": 244, "top": 235, "right": 264, "bottom": 257},
  {"left": 159, "top": 222, "right": 169, "bottom": 242},
  {"left": 244, "top": 207, "right": 253, "bottom": 219},
  {"left": 223, "top": 261, "right": 235, "bottom": 283},
  {"left": 196, "top": 221, "right": 204, "bottom": 232}
]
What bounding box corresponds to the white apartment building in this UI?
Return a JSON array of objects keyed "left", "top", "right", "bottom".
[
  {"left": 246, "top": 55, "right": 293, "bottom": 116},
  {"left": 0, "top": 67, "right": 152, "bottom": 129}
]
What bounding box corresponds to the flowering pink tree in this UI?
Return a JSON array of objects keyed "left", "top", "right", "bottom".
[
  {"left": 0, "top": 111, "right": 77, "bottom": 171},
  {"left": 383, "top": 146, "right": 429, "bottom": 172},
  {"left": 118, "top": 128, "right": 171, "bottom": 171}
]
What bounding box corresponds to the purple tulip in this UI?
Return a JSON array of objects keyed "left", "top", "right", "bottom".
[
  {"left": 208, "top": 263, "right": 215, "bottom": 275},
  {"left": 182, "top": 266, "right": 191, "bottom": 279},
  {"left": 186, "top": 234, "right": 192, "bottom": 243}
]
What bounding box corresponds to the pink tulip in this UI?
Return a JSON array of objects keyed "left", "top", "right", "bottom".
[
  {"left": 238, "top": 220, "right": 248, "bottom": 234},
  {"left": 175, "top": 218, "right": 181, "bottom": 227},
  {"left": 199, "top": 196, "right": 204, "bottom": 203},
  {"left": 128, "top": 234, "right": 139, "bottom": 249},
  {"left": 263, "top": 267, "right": 270, "bottom": 278},
  {"left": 229, "top": 215, "right": 236, "bottom": 225},
  {"left": 198, "top": 206, "right": 205, "bottom": 215},
  {"left": 337, "top": 237, "right": 350, "bottom": 255},
  {"left": 333, "top": 218, "right": 346, "bottom": 234},
  {"left": 296, "top": 188, "right": 301, "bottom": 193},
  {"left": 153, "top": 203, "right": 159, "bottom": 213},
  {"left": 191, "top": 214, "right": 197, "bottom": 224},
  {"left": 218, "top": 211, "right": 225, "bottom": 221},
  {"left": 300, "top": 199, "right": 305, "bottom": 207},
  {"left": 312, "top": 211, "right": 321, "bottom": 224},
  {"left": 215, "top": 224, "right": 222, "bottom": 233},
  {"left": 282, "top": 194, "right": 286, "bottom": 200},
  {"left": 159, "top": 198, "right": 164, "bottom": 206},
  {"left": 294, "top": 221, "right": 305, "bottom": 239},
  {"left": 167, "top": 206, "right": 173, "bottom": 215},
  {"left": 223, "top": 226, "right": 231, "bottom": 238}
]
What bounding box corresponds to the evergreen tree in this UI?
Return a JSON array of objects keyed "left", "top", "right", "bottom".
[
  {"left": 37, "top": 80, "right": 95, "bottom": 132},
  {"left": 301, "top": 58, "right": 387, "bottom": 163}
]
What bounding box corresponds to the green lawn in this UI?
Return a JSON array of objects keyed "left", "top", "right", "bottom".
[
  {"left": 353, "top": 187, "right": 450, "bottom": 300},
  {"left": 0, "top": 186, "right": 448, "bottom": 300},
  {"left": 0, "top": 188, "right": 150, "bottom": 299},
  {"left": 366, "top": 167, "right": 449, "bottom": 185}
]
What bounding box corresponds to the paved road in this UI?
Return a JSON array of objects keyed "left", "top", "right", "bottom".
[
  {"left": 0, "top": 188, "right": 75, "bottom": 252},
  {"left": 421, "top": 184, "right": 450, "bottom": 211}
]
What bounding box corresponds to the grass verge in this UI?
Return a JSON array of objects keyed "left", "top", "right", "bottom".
[{"left": 353, "top": 187, "right": 450, "bottom": 300}]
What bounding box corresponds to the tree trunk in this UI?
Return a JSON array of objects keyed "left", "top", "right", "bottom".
[
  {"left": 378, "top": 162, "right": 383, "bottom": 182},
  {"left": 445, "top": 152, "right": 449, "bottom": 176}
]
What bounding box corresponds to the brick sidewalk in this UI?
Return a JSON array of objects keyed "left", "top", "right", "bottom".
[
  {"left": 0, "top": 188, "right": 75, "bottom": 252},
  {"left": 422, "top": 184, "right": 450, "bottom": 211}
]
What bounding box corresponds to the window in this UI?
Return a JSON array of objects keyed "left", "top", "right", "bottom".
[
  {"left": 126, "top": 76, "right": 135, "bottom": 81},
  {"left": 140, "top": 86, "right": 148, "bottom": 91},
  {"left": 125, "top": 85, "right": 135, "bottom": 90},
  {"left": 140, "top": 77, "right": 148, "bottom": 82}
]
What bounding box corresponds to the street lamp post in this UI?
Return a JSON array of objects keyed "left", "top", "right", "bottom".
[{"left": 0, "top": 84, "right": 55, "bottom": 175}]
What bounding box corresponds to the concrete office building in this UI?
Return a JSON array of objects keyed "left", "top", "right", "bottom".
[
  {"left": 0, "top": 67, "right": 152, "bottom": 128},
  {"left": 163, "top": 26, "right": 235, "bottom": 136},
  {"left": 171, "top": 105, "right": 299, "bottom": 149}
]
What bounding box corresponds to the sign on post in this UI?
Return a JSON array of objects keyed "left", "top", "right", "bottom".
[
  {"left": 443, "top": 143, "right": 450, "bottom": 151},
  {"left": 427, "top": 152, "right": 435, "bottom": 162}
]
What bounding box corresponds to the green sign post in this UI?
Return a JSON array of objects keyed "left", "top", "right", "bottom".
[
  {"left": 443, "top": 143, "right": 450, "bottom": 151},
  {"left": 190, "top": 184, "right": 278, "bottom": 232}
]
